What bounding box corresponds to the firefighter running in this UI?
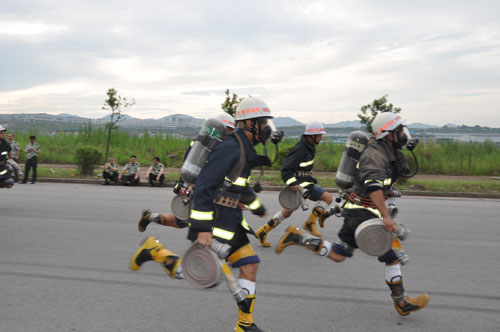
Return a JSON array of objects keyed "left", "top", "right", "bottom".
[
  {"left": 275, "top": 112, "right": 430, "bottom": 316},
  {"left": 130, "top": 98, "right": 279, "bottom": 332},
  {"left": 136, "top": 113, "right": 235, "bottom": 234},
  {"left": 256, "top": 122, "right": 336, "bottom": 247}
]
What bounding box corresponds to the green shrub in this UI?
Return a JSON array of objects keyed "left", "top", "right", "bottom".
[{"left": 74, "top": 146, "right": 103, "bottom": 175}]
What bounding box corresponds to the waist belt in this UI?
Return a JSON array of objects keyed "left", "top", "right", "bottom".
[
  {"left": 295, "top": 171, "right": 312, "bottom": 177},
  {"left": 348, "top": 192, "right": 377, "bottom": 209},
  {"left": 214, "top": 188, "right": 241, "bottom": 209},
  {"left": 215, "top": 196, "right": 240, "bottom": 208}
]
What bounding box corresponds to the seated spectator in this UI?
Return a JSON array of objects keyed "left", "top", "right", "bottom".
[
  {"left": 102, "top": 156, "right": 120, "bottom": 185},
  {"left": 7, "top": 133, "right": 23, "bottom": 182},
  {"left": 118, "top": 155, "right": 141, "bottom": 186},
  {"left": 147, "top": 157, "right": 165, "bottom": 187}
]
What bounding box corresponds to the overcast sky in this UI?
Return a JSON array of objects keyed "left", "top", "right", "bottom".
[{"left": 1, "top": 0, "right": 499, "bottom": 127}]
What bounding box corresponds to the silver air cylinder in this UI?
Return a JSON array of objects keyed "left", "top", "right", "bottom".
[
  {"left": 180, "top": 118, "right": 225, "bottom": 184},
  {"left": 335, "top": 131, "right": 370, "bottom": 190}
]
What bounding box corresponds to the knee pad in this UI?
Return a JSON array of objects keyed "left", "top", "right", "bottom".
[
  {"left": 227, "top": 244, "right": 260, "bottom": 268},
  {"left": 333, "top": 240, "right": 354, "bottom": 258},
  {"left": 378, "top": 249, "right": 398, "bottom": 264}
]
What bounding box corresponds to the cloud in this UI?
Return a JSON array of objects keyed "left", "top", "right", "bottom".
[
  {"left": 0, "top": 20, "right": 67, "bottom": 37},
  {"left": 0, "top": 0, "right": 499, "bottom": 126}
]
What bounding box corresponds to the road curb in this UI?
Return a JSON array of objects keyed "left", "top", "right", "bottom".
[{"left": 33, "top": 177, "right": 500, "bottom": 199}]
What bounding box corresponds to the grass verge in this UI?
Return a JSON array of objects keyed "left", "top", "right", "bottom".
[{"left": 34, "top": 167, "right": 500, "bottom": 194}]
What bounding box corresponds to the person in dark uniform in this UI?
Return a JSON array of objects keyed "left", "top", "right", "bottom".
[
  {"left": 275, "top": 112, "right": 429, "bottom": 317},
  {"left": 256, "top": 122, "right": 336, "bottom": 247},
  {"left": 130, "top": 98, "right": 279, "bottom": 331},
  {"left": 0, "top": 126, "right": 14, "bottom": 188},
  {"left": 137, "top": 113, "right": 235, "bottom": 232},
  {"left": 0, "top": 151, "right": 14, "bottom": 188},
  {"left": 22, "top": 135, "right": 40, "bottom": 184},
  {"left": 0, "top": 126, "right": 11, "bottom": 158}
]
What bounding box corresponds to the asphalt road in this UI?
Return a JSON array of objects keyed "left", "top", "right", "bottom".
[{"left": 1, "top": 183, "right": 499, "bottom": 332}]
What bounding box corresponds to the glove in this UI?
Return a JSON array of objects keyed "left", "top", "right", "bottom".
[
  {"left": 173, "top": 182, "right": 182, "bottom": 194},
  {"left": 271, "top": 130, "right": 284, "bottom": 144},
  {"left": 252, "top": 205, "right": 266, "bottom": 216},
  {"left": 406, "top": 138, "right": 419, "bottom": 151},
  {"left": 387, "top": 187, "right": 402, "bottom": 198},
  {"left": 251, "top": 155, "right": 272, "bottom": 168}
]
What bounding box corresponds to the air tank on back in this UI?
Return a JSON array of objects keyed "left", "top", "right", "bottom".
[
  {"left": 335, "top": 131, "right": 370, "bottom": 190},
  {"left": 180, "top": 118, "right": 226, "bottom": 184}
]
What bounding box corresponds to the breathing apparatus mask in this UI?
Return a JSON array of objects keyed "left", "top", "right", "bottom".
[
  {"left": 392, "top": 125, "right": 410, "bottom": 149},
  {"left": 248, "top": 118, "right": 284, "bottom": 192},
  {"left": 250, "top": 118, "right": 283, "bottom": 145},
  {"left": 392, "top": 125, "right": 420, "bottom": 178}
]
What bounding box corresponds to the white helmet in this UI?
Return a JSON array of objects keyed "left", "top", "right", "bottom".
[
  {"left": 371, "top": 112, "right": 405, "bottom": 140},
  {"left": 234, "top": 97, "right": 273, "bottom": 121},
  {"left": 216, "top": 113, "right": 235, "bottom": 129},
  {"left": 0, "top": 125, "right": 6, "bottom": 132},
  {"left": 304, "top": 122, "right": 326, "bottom": 135}
]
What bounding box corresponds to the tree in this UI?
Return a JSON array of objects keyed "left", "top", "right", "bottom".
[
  {"left": 358, "top": 94, "right": 401, "bottom": 133},
  {"left": 102, "top": 88, "right": 135, "bottom": 160},
  {"left": 221, "top": 89, "right": 243, "bottom": 116}
]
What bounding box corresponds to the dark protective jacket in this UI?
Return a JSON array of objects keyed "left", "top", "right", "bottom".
[
  {"left": 188, "top": 129, "right": 266, "bottom": 235},
  {"left": 0, "top": 139, "right": 11, "bottom": 155},
  {"left": 281, "top": 135, "right": 317, "bottom": 188},
  {"left": 0, "top": 141, "right": 11, "bottom": 180},
  {"left": 343, "top": 139, "right": 409, "bottom": 219},
  {"left": 0, "top": 151, "right": 12, "bottom": 183}
]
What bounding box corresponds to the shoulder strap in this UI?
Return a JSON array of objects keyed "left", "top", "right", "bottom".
[
  {"left": 213, "top": 132, "right": 248, "bottom": 202},
  {"left": 226, "top": 132, "right": 247, "bottom": 183}
]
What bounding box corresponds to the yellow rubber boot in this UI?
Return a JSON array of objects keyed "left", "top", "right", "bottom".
[
  {"left": 394, "top": 293, "right": 430, "bottom": 316},
  {"left": 160, "top": 251, "right": 182, "bottom": 279},
  {"left": 138, "top": 209, "right": 153, "bottom": 232},
  {"left": 130, "top": 237, "right": 182, "bottom": 279},
  {"left": 235, "top": 295, "right": 265, "bottom": 332},
  {"left": 387, "top": 278, "right": 430, "bottom": 316},
  {"left": 255, "top": 218, "right": 279, "bottom": 247},
  {"left": 303, "top": 208, "right": 322, "bottom": 237},
  {"left": 318, "top": 204, "right": 340, "bottom": 228}
]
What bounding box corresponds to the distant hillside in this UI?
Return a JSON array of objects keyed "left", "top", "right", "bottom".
[
  {"left": 1, "top": 113, "right": 498, "bottom": 135},
  {"left": 325, "top": 120, "right": 362, "bottom": 128},
  {"left": 274, "top": 117, "right": 303, "bottom": 127},
  {"left": 408, "top": 123, "right": 440, "bottom": 129},
  {"left": 57, "top": 113, "right": 88, "bottom": 120},
  {"left": 99, "top": 114, "right": 139, "bottom": 121},
  {"left": 159, "top": 114, "right": 199, "bottom": 121}
]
